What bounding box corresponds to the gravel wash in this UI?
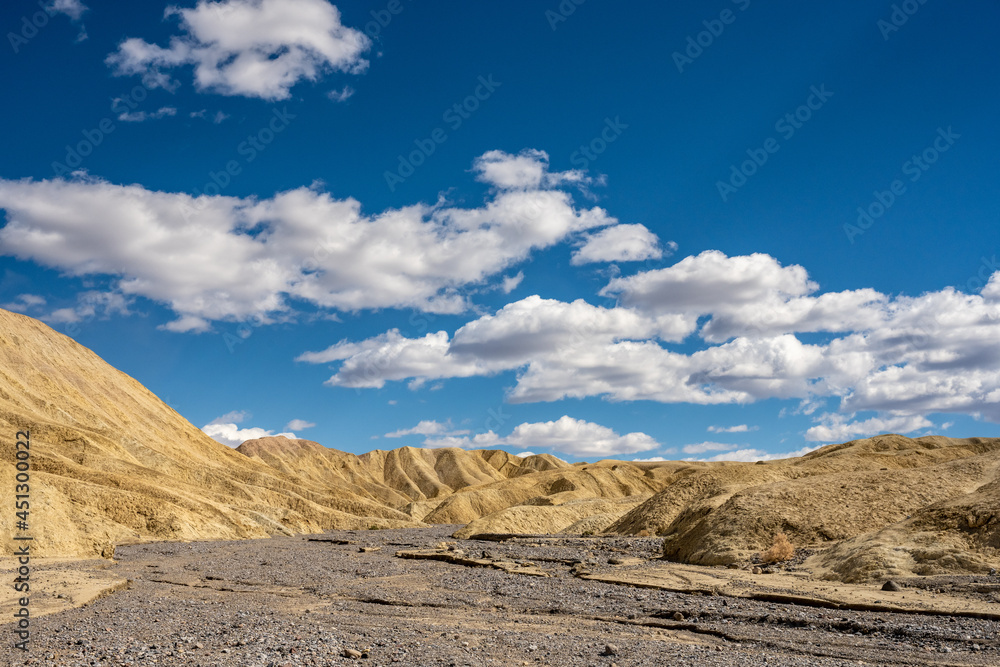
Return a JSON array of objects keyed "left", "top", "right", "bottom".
[{"left": 2, "top": 526, "right": 996, "bottom": 666}]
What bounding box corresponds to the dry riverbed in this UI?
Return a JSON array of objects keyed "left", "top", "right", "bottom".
[{"left": 1, "top": 526, "right": 997, "bottom": 666}]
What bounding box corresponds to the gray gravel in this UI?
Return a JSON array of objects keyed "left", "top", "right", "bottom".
[{"left": 2, "top": 526, "right": 997, "bottom": 666}]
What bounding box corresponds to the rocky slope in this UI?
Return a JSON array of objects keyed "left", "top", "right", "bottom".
[{"left": 0, "top": 308, "right": 419, "bottom": 558}]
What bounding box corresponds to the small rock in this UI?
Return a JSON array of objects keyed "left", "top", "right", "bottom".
[
  {"left": 882, "top": 580, "right": 902, "bottom": 592},
  {"left": 608, "top": 557, "right": 626, "bottom": 565},
  {"left": 672, "top": 612, "right": 684, "bottom": 621},
  {"left": 343, "top": 648, "right": 363, "bottom": 659},
  {"left": 601, "top": 644, "right": 619, "bottom": 656},
  {"left": 752, "top": 567, "right": 762, "bottom": 575}
]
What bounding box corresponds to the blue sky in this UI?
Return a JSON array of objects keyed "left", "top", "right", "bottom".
[{"left": 2, "top": 0, "right": 999, "bottom": 462}]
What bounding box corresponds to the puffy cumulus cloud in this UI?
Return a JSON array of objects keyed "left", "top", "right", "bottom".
[
  {"left": 503, "top": 416, "right": 659, "bottom": 457},
  {"left": 0, "top": 153, "right": 614, "bottom": 332},
  {"left": 306, "top": 250, "right": 1000, "bottom": 432},
  {"left": 424, "top": 416, "right": 659, "bottom": 458},
  {"left": 201, "top": 419, "right": 296, "bottom": 448},
  {"left": 473, "top": 149, "right": 587, "bottom": 191},
  {"left": 450, "top": 295, "right": 692, "bottom": 360},
  {"left": 106, "top": 0, "right": 370, "bottom": 100},
  {"left": 984, "top": 272, "right": 1000, "bottom": 301},
  {"left": 601, "top": 251, "right": 816, "bottom": 314},
  {"left": 285, "top": 418, "right": 315, "bottom": 430},
  {"left": 384, "top": 420, "right": 468, "bottom": 438},
  {"left": 571, "top": 224, "right": 664, "bottom": 265},
  {"left": 299, "top": 295, "right": 698, "bottom": 390},
  {"left": 804, "top": 412, "right": 935, "bottom": 443}
]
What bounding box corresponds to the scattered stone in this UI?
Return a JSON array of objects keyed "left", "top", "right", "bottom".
[
  {"left": 343, "top": 648, "right": 363, "bottom": 659},
  {"left": 602, "top": 643, "right": 619, "bottom": 656}
]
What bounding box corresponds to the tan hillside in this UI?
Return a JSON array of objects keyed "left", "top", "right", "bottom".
[
  {"left": 426, "top": 460, "right": 695, "bottom": 527},
  {"left": 602, "top": 434, "right": 1000, "bottom": 579},
  {"left": 453, "top": 496, "right": 649, "bottom": 538},
  {"left": 811, "top": 474, "right": 1000, "bottom": 582},
  {"left": 0, "top": 308, "right": 421, "bottom": 559},
  {"left": 236, "top": 437, "right": 414, "bottom": 507}
]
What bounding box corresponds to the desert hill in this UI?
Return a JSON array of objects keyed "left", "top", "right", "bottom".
[
  {"left": 236, "top": 437, "right": 573, "bottom": 521},
  {"left": 4, "top": 307, "right": 998, "bottom": 582},
  {"left": 603, "top": 434, "right": 1000, "bottom": 580},
  {"left": 0, "top": 308, "right": 420, "bottom": 559}
]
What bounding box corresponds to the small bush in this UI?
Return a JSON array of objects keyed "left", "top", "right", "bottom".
[
  {"left": 581, "top": 530, "right": 594, "bottom": 537},
  {"left": 368, "top": 524, "right": 383, "bottom": 531},
  {"left": 760, "top": 533, "right": 795, "bottom": 563},
  {"left": 637, "top": 529, "right": 650, "bottom": 537}
]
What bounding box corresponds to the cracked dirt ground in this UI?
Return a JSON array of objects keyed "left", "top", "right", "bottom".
[{"left": 1, "top": 526, "right": 997, "bottom": 666}]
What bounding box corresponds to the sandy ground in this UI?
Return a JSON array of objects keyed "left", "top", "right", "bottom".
[{"left": 0, "top": 527, "right": 997, "bottom": 666}]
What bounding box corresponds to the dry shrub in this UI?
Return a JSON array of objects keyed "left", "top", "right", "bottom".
[
  {"left": 637, "top": 529, "right": 650, "bottom": 537},
  {"left": 760, "top": 533, "right": 795, "bottom": 563}
]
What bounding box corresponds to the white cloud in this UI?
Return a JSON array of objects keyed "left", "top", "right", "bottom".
[
  {"left": 0, "top": 152, "right": 614, "bottom": 332},
  {"left": 305, "top": 250, "right": 1000, "bottom": 433},
  {"left": 682, "top": 441, "right": 740, "bottom": 455},
  {"left": 2, "top": 294, "right": 46, "bottom": 312},
  {"left": 201, "top": 421, "right": 296, "bottom": 448},
  {"left": 571, "top": 224, "right": 663, "bottom": 265},
  {"left": 213, "top": 111, "right": 230, "bottom": 123},
  {"left": 106, "top": 0, "right": 370, "bottom": 100},
  {"left": 422, "top": 431, "right": 501, "bottom": 449},
  {"left": 504, "top": 416, "right": 659, "bottom": 457},
  {"left": 707, "top": 424, "right": 756, "bottom": 433},
  {"left": 384, "top": 420, "right": 468, "bottom": 438},
  {"left": 472, "top": 149, "right": 587, "bottom": 191},
  {"left": 428, "top": 416, "right": 660, "bottom": 458},
  {"left": 327, "top": 85, "right": 354, "bottom": 103},
  {"left": 47, "top": 0, "right": 88, "bottom": 21},
  {"left": 804, "top": 412, "right": 934, "bottom": 443},
  {"left": 210, "top": 410, "right": 249, "bottom": 425},
  {"left": 501, "top": 271, "right": 524, "bottom": 294},
  {"left": 514, "top": 451, "right": 537, "bottom": 457},
  {"left": 689, "top": 445, "right": 822, "bottom": 463},
  {"left": 601, "top": 250, "right": 816, "bottom": 316},
  {"left": 117, "top": 106, "right": 177, "bottom": 122},
  {"left": 38, "top": 290, "right": 130, "bottom": 325},
  {"left": 285, "top": 418, "right": 316, "bottom": 430}
]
